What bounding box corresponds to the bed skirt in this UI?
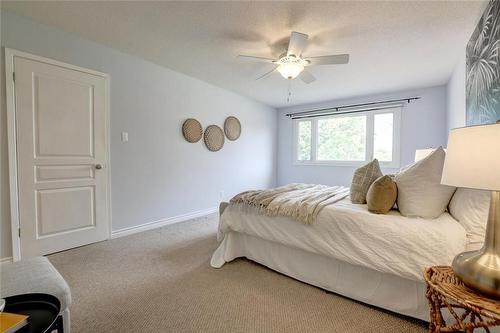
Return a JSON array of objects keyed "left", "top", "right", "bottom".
[{"left": 211, "top": 231, "right": 430, "bottom": 321}]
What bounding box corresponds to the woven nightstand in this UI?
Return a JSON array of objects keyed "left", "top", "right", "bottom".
[{"left": 424, "top": 266, "right": 500, "bottom": 332}]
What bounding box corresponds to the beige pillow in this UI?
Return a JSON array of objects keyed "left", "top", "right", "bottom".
[
  {"left": 394, "top": 147, "right": 456, "bottom": 218},
  {"left": 449, "top": 188, "right": 491, "bottom": 251},
  {"left": 350, "top": 159, "right": 383, "bottom": 204},
  {"left": 367, "top": 175, "right": 398, "bottom": 214}
]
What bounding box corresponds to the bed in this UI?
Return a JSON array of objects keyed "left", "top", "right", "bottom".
[{"left": 211, "top": 198, "right": 469, "bottom": 321}]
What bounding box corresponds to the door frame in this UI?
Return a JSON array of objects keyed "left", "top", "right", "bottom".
[{"left": 5, "top": 48, "right": 112, "bottom": 261}]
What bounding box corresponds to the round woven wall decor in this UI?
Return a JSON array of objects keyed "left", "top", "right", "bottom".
[
  {"left": 182, "top": 118, "right": 203, "bottom": 143},
  {"left": 204, "top": 125, "right": 225, "bottom": 152},
  {"left": 224, "top": 116, "right": 241, "bottom": 141}
]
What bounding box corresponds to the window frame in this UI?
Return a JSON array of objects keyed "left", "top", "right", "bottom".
[{"left": 292, "top": 107, "right": 401, "bottom": 168}]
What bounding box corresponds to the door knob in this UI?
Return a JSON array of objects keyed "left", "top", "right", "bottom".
[{"left": 95, "top": 164, "right": 103, "bottom": 170}]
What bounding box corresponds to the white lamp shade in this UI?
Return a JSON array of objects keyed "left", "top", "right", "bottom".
[{"left": 441, "top": 123, "right": 500, "bottom": 191}]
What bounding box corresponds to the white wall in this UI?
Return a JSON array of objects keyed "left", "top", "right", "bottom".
[
  {"left": 446, "top": 50, "right": 466, "bottom": 132},
  {"left": 0, "top": 11, "right": 277, "bottom": 260},
  {"left": 277, "top": 86, "right": 448, "bottom": 187}
]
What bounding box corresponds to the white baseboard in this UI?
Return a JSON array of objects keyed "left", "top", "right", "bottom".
[
  {"left": 111, "top": 206, "right": 218, "bottom": 239},
  {"left": 0, "top": 257, "right": 13, "bottom": 264}
]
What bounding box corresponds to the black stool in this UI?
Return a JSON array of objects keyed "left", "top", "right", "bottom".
[{"left": 3, "top": 293, "right": 62, "bottom": 333}]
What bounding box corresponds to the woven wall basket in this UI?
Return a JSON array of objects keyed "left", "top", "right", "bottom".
[
  {"left": 182, "top": 118, "right": 203, "bottom": 143},
  {"left": 204, "top": 125, "right": 225, "bottom": 152},
  {"left": 224, "top": 116, "right": 241, "bottom": 141}
]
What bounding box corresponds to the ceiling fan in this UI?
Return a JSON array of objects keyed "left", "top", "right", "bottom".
[{"left": 238, "top": 31, "right": 349, "bottom": 84}]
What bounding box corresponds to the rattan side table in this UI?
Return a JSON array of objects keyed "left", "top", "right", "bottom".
[{"left": 424, "top": 266, "right": 500, "bottom": 332}]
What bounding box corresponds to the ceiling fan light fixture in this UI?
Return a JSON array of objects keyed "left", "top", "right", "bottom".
[
  {"left": 275, "top": 55, "right": 308, "bottom": 79},
  {"left": 277, "top": 62, "right": 304, "bottom": 79}
]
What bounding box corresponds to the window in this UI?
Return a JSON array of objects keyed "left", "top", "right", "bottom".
[
  {"left": 297, "top": 120, "right": 312, "bottom": 161},
  {"left": 317, "top": 115, "right": 366, "bottom": 161},
  {"left": 294, "top": 108, "right": 401, "bottom": 167}
]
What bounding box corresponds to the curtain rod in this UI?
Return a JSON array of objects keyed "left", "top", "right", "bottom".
[{"left": 285, "top": 97, "right": 421, "bottom": 119}]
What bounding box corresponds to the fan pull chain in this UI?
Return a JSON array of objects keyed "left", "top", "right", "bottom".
[{"left": 287, "top": 79, "right": 292, "bottom": 103}]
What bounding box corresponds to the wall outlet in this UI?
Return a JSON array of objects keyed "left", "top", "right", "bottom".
[{"left": 121, "top": 132, "right": 129, "bottom": 142}]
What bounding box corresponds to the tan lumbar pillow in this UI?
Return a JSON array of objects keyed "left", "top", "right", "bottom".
[
  {"left": 367, "top": 175, "right": 398, "bottom": 214},
  {"left": 350, "top": 159, "right": 383, "bottom": 204}
]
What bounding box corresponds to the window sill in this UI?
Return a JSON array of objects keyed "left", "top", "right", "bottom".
[{"left": 293, "top": 161, "right": 400, "bottom": 169}]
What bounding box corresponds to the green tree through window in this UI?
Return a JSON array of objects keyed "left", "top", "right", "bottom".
[
  {"left": 297, "top": 121, "right": 311, "bottom": 161},
  {"left": 317, "top": 116, "right": 366, "bottom": 161}
]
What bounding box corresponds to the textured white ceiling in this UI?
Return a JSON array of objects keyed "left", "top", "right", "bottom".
[{"left": 2, "top": 1, "right": 486, "bottom": 108}]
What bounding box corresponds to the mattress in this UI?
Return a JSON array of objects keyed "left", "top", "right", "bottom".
[{"left": 216, "top": 199, "right": 467, "bottom": 281}]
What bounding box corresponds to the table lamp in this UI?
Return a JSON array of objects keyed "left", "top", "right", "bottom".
[{"left": 441, "top": 122, "right": 500, "bottom": 298}]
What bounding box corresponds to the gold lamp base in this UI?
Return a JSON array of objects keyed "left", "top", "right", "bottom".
[{"left": 452, "top": 191, "right": 500, "bottom": 299}]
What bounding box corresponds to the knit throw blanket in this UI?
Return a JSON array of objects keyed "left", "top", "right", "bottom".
[{"left": 230, "top": 183, "right": 349, "bottom": 225}]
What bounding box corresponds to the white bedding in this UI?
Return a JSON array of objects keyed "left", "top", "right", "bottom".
[{"left": 216, "top": 198, "right": 467, "bottom": 281}]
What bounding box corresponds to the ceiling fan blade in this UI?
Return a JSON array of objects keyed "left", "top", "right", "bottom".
[
  {"left": 306, "top": 54, "right": 349, "bottom": 66},
  {"left": 299, "top": 70, "right": 316, "bottom": 84},
  {"left": 287, "top": 31, "right": 308, "bottom": 57},
  {"left": 255, "top": 67, "right": 277, "bottom": 80},
  {"left": 237, "top": 55, "right": 276, "bottom": 63}
]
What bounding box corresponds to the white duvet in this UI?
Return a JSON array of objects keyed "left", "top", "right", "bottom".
[{"left": 217, "top": 198, "right": 467, "bottom": 281}]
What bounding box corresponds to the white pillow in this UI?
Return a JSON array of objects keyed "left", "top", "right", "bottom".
[
  {"left": 394, "top": 147, "right": 456, "bottom": 218},
  {"left": 449, "top": 188, "right": 490, "bottom": 251}
]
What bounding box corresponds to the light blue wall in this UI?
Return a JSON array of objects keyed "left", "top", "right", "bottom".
[
  {"left": 277, "top": 86, "right": 448, "bottom": 186},
  {"left": 0, "top": 11, "right": 278, "bottom": 259},
  {"left": 446, "top": 51, "right": 466, "bottom": 133}
]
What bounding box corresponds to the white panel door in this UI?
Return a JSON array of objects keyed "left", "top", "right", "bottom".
[{"left": 13, "top": 53, "right": 110, "bottom": 258}]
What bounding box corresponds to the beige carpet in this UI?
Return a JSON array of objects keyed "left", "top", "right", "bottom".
[{"left": 49, "top": 214, "right": 427, "bottom": 333}]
